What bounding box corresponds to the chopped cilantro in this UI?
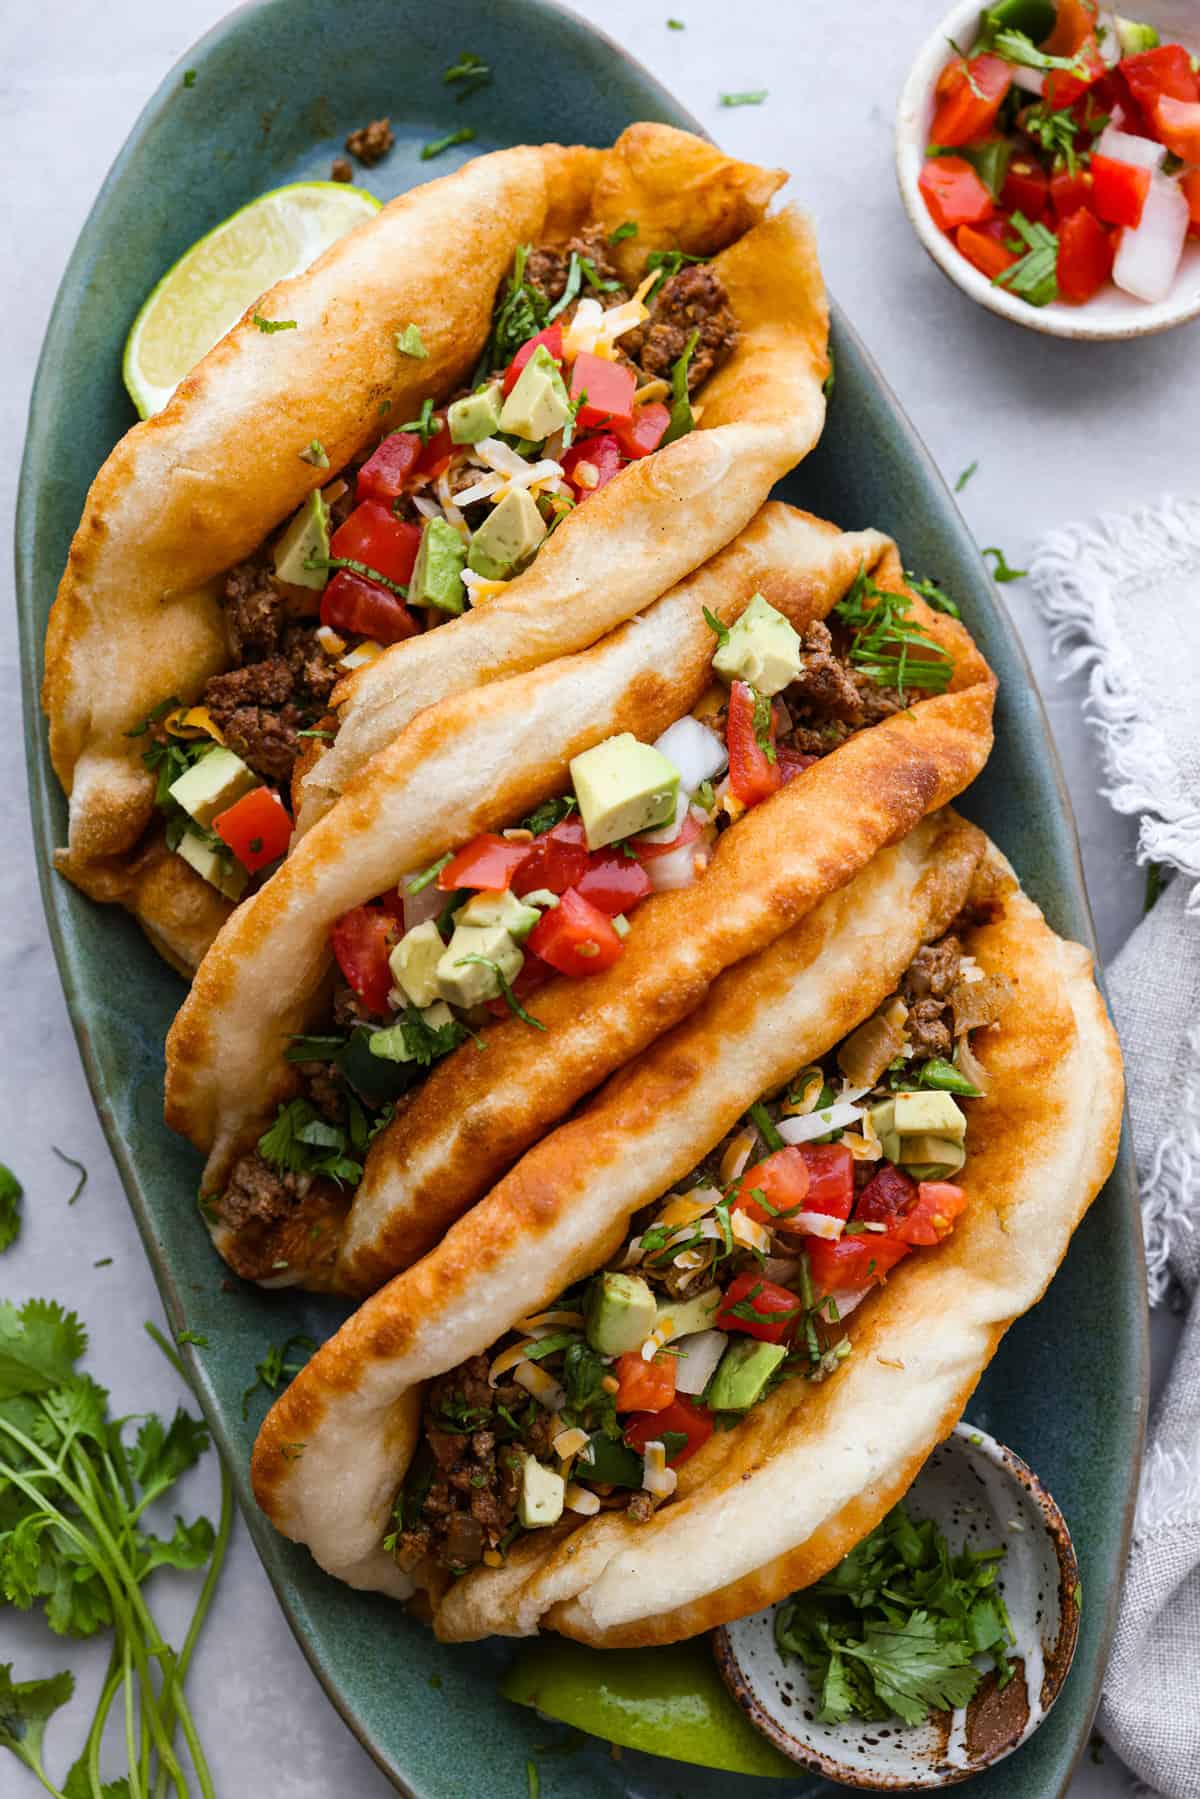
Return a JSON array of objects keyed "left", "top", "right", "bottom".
[
  {"left": 993, "top": 211, "right": 1058, "bottom": 308},
  {"left": 751, "top": 688, "right": 776, "bottom": 763},
  {"left": 399, "top": 393, "right": 438, "bottom": 442},
  {"left": 521, "top": 794, "right": 576, "bottom": 835},
  {"left": 747, "top": 1101, "right": 784, "bottom": 1152},
  {"left": 1021, "top": 102, "right": 1082, "bottom": 173},
  {"left": 982, "top": 545, "right": 1028, "bottom": 583},
  {"left": 643, "top": 246, "right": 708, "bottom": 301},
  {"left": 241, "top": 1332, "right": 316, "bottom": 1419},
  {"left": 258, "top": 1099, "right": 366, "bottom": 1186},
  {"left": 303, "top": 550, "right": 409, "bottom": 597},
  {"left": 667, "top": 17, "right": 685, "bottom": 27},
  {"left": 252, "top": 312, "right": 297, "bottom": 333},
  {"left": 182, "top": 69, "right": 197, "bottom": 88},
  {"left": 0, "top": 1165, "right": 21, "bottom": 1252},
  {"left": 609, "top": 220, "right": 639, "bottom": 244},
  {"left": 420, "top": 126, "right": 476, "bottom": 162},
  {"left": 954, "top": 460, "right": 978, "bottom": 493},
  {"left": 395, "top": 323, "right": 428, "bottom": 359},
  {"left": 481, "top": 244, "right": 549, "bottom": 374},
  {"left": 442, "top": 51, "right": 491, "bottom": 99},
  {"left": 702, "top": 605, "right": 730, "bottom": 650},
  {"left": 775, "top": 1501, "right": 1012, "bottom": 1726},
  {"left": 904, "top": 571, "right": 961, "bottom": 620},
  {"left": 823, "top": 344, "right": 836, "bottom": 400},
  {"left": 720, "top": 90, "right": 768, "bottom": 106},
  {"left": 369, "top": 1005, "right": 469, "bottom": 1066},
  {"left": 406, "top": 852, "right": 453, "bottom": 894},
  {"left": 176, "top": 1330, "right": 208, "bottom": 1348},
  {"left": 545, "top": 251, "right": 585, "bottom": 324},
  {"left": 661, "top": 328, "right": 699, "bottom": 447},
  {"left": 51, "top": 1147, "right": 88, "bottom": 1206},
  {"left": 125, "top": 694, "right": 181, "bottom": 737},
  {"left": 833, "top": 568, "right": 953, "bottom": 698}
]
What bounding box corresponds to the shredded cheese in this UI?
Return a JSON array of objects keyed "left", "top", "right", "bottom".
[
  {"left": 564, "top": 1483, "right": 601, "bottom": 1515},
  {"left": 552, "top": 1426, "right": 589, "bottom": 1460},
  {"left": 730, "top": 1209, "right": 772, "bottom": 1255},
  {"left": 163, "top": 706, "right": 225, "bottom": 744},
  {"left": 461, "top": 568, "right": 510, "bottom": 607},
  {"left": 488, "top": 1339, "right": 539, "bottom": 1384},
  {"left": 338, "top": 640, "right": 383, "bottom": 670},
  {"left": 719, "top": 1132, "right": 756, "bottom": 1185},
  {"left": 633, "top": 377, "right": 670, "bottom": 405},
  {"left": 641, "top": 1440, "right": 678, "bottom": 1500},
  {"left": 658, "top": 1189, "right": 719, "bottom": 1231},
  {"left": 513, "top": 1362, "right": 565, "bottom": 1410},
  {"left": 315, "top": 626, "right": 346, "bottom": 658}
]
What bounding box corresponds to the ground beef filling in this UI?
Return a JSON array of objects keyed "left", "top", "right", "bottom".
[
  {"left": 525, "top": 228, "right": 628, "bottom": 305},
  {"left": 209, "top": 1153, "right": 345, "bottom": 1285},
  {"left": 396, "top": 1358, "right": 534, "bottom": 1572},
  {"left": 900, "top": 935, "right": 964, "bottom": 1061},
  {"left": 201, "top": 554, "right": 339, "bottom": 786},
  {"left": 623, "top": 264, "right": 737, "bottom": 392},
  {"left": 344, "top": 117, "right": 394, "bottom": 166}
]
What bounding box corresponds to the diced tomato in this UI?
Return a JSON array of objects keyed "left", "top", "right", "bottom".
[
  {"left": 330, "top": 905, "right": 395, "bottom": 1015},
  {"left": 804, "top": 1231, "right": 911, "bottom": 1295},
  {"left": 355, "top": 432, "right": 422, "bottom": 505},
  {"left": 436, "top": 833, "right": 533, "bottom": 893},
  {"left": 614, "top": 1350, "right": 676, "bottom": 1413},
  {"left": 1049, "top": 164, "right": 1094, "bottom": 219},
  {"left": 485, "top": 949, "right": 551, "bottom": 1017},
  {"left": 777, "top": 747, "right": 818, "bottom": 783},
  {"left": 727, "top": 680, "right": 781, "bottom": 809},
  {"left": 956, "top": 218, "right": 1019, "bottom": 280},
  {"left": 624, "top": 1396, "right": 713, "bottom": 1466},
  {"left": 799, "top": 1143, "right": 855, "bottom": 1217},
  {"left": 414, "top": 419, "right": 454, "bottom": 481},
  {"left": 731, "top": 1147, "right": 811, "bottom": 1227},
  {"left": 855, "top": 1163, "right": 918, "bottom": 1228},
  {"left": 1057, "top": 206, "right": 1115, "bottom": 304},
  {"left": 930, "top": 53, "right": 1012, "bottom": 148},
  {"left": 629, "top": 811, "right": 703, "bottom": 862},
  {"left": 1121, "top": 44, "right": 1199, "bottom": 119},
  {"left": 321, "top": 569, "right": 421, "bottom": 645},
  {"left": 716, "top": 1272, "right": 802, "bottom": 1345},
  {"left": 1001, "top": 155, "right": 1049, "bottom": 220},
  {"left": 892, "top": 1181, "right": 968, "bottom": 1247},
  {"left": 502, "top": 323, "right": 564, "bottom": 396},
  {"left": 569, "top": 353, "right": 636, "bottom": 430},
  {"left": 575, "top": 851, "right": 652, "bottom": 915},
  {"left": 1152, "top": 96, "right": 1200, "bottom": 162},
  {"left": 526, "top": 885, "right": 624, "bottom": 975},
  {"left": 1043, "top": 0, "right": 1098, "bottom": 57},
  {"left": 1044, "top": 35, "right": 1104, "bottom": 111},
  {"left": 1183, "top": 169, "right": 1200, "bottom": 239},
  {"left": 1090, "top": 154, "right": 1151, "bottom": 229},
  {"left": 919, "top": 157, "right": 995, "bottom": 232},
  {"left": 510, "top": 816, "right": 590, "bottom": 897},
  {"left": 1087, "top": 68, "right": 1153, "bottom": 137},
  {"left": 212, "top": 785, "right": 292, "bottom": 873},
  {"left": 611, "top": 401, "right": 670, "bottom": 460},
  {"left": 561, "top": 433, "right": 623, "bottom": 502},
  {"left": 330, "top": 502, "right": 423, "bottom": 588}
]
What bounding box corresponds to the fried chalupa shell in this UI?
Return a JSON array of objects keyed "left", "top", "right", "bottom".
[
  {"left": 250, "top": 828, "right": 1122, "bottom": 1641},
  {"left": 43, "top": 123, "right": 828, "bottom": 964},
  {"left": 163, "top": 506, "right": 993, "bottom": 1288}
]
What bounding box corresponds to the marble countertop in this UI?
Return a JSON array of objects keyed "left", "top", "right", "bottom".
[{"left": 5, "top": 1, "right": 1193, "bottom": 1793}]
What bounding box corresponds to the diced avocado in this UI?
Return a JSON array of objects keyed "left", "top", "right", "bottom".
[
  {"left": 880, "top": 1131, "right": 903, "bottom": 1166},
  {"left": 1115, "top": 16, "right": 1159, "bottom": 54},
  {"left": 897, "top": 1135, "right": 967, "bottom": 1180},
  {"left": 367, "top": 999, "right": 461, "bottom": 1065},
  {"left": 410, "top": 517, "right": 466, "bottom": 616},
  {"left": 893, "top": 1090, "right": 967, "bottom": 1144},
  {"left": 273, "top": 489, "right": 330, "bottom": 591},
  {"left": 707, "top": 1338, "right": 787, "bottom": 1413},
  {"left": 498, "top": 345, "right": 571, "bottom": 442},
  {"left": 435, "top": 920, "right": 523, "bottom": 1008},
  {"left": 448, "top": 383, "right": 504, "bottom": 444},
  {"left": 458, "top": 888, "right": 541, "bottom": 941},
  {"left": 168, "top": 747, "right": 257, "bottom": 827},
  {"left": 584, "top": 1271, "right": 657, "bottom": 1356},
  {"left": 175, "top": 830, "right": 248, "bottom": 902},
  {"left": 712, "top": 593, "right": 802, "bottom": 697},
  {"left": 653, "top": 1286, "right": 721, "bottom": 1343},
  {"left": 570, "top": 734, "right": 680, "bottom": 851},
  {"left": 868, "top": 1098, "right": 896, "bottom": 1142},
  {"left": 518, "top": 1455, "right": 565, "bottom": 1529},
  {"left": 578, "top": 1432, "right": 643, "bottom": 1488},
  {"left": 388, "top": 919, "right": 445, "bottom": 1009},
  {"left": 467, "top": 488, "right": 548, "bottom": 581},
  {"left": 421, "top": 1000, "right": 456, "bottom": 1032}
]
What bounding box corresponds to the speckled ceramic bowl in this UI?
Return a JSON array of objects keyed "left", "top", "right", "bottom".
[
  {"left": 713, "top": 1423, "right": 1082, "bottom": 1787},
  {"left": 895, "top": 0, "right": 1200, "bottom": 340}
]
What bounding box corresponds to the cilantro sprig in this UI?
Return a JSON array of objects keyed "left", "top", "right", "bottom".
[
  {"left": 0, "top": 1165, "right": 22, "bottom": 1253},
  {"left": 833, "top": 569, "right": 953, "bottom": 699},
  {"left": 993, "top": 211, "right": 1059, "bottom": 308},
  {"left": 0, "top": 1304, "right": 231, "bottom": 1796},
  {"left": 775, "top": 1501, "right": 1013, "bottom": 1726}
]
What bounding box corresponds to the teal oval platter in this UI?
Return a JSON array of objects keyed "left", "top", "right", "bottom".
[{"left": 14, "top": 3, "right": 1147, "bottom": 1795}]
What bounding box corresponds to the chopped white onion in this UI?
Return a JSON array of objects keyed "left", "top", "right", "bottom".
[
  {"left": 785, "top": 1209, "right": 846, "bottom": 1242},
  {"left": 672, "top": 1330, "right": 728, "bottom": 1395},
  {"left": 1114, "top": 172, "right": 1189, "bottom": 302},
  {"left": 777, "top": 1101, "right": 865, "bottom": 1144},
  {"left": 1096, "top": 10, "right": 1122, "bottom": 66},
  {"left": 826, "top": 1287, "right": 870, "bottom": 1321},
  {"left": 646, "top": 838, "right": 704, "bottom": 891},
  {"left": 1010, "top": 65, "right": 1045, "bottom": 96},
  {"left": 401, "top": 877, "right": 444, "bottom": 933},
  {"left": 637, "top": 785, "right": 691, "bottom": 844},
  {"left": 653, "top": 716, "right": 728, "bottom": 792},
  {"left": 1095, "top": 124, "right": 1166, "bottom": 171},
  {"left": 412, "top": 494, "right": 444, "bottom": 521}
]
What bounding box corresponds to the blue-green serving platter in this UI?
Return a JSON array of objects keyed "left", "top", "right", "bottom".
[{"left": 15, "top": 3, "right": 1146, "bottom": 1794}]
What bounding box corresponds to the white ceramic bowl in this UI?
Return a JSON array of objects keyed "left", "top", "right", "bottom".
[
  {"left": 895, "top": 0, "right": 1200, "bottom": 339},
  {"left": 713, "top": 1422, "right": 1081, "bottom": 1788}
]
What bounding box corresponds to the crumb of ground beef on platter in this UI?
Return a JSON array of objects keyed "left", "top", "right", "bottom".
[
  {"left": 345, "top": 118, "right": 394, "bottom": 167},
  {"left": 330, "top": 156, "right": 353, "bottom": 183}
]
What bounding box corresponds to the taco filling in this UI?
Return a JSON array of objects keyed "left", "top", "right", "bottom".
[
  {"left": 136, "top": 230, "right": 743, "bottom": 906},
  {"left": 205, "top": 575, "right": 958, "bottom": 1282},
  {"left": 385, "top": 923, "right": 1011, "bottom": 1577}
]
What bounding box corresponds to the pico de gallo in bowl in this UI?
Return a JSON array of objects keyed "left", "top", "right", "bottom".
[{"left": 897, "top": 0, "right": 1200, "bottom": 336}]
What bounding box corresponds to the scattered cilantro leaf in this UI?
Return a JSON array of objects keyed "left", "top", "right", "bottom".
[
  {"left": 993, "top": 211, "right": 1058, "bottom": 307},
  {"left": 667, "top": 17, "right": 685, "bottom": 28},
  {"left": 608, "top": 220, "right": 639, "bottom": 244},
  {"left": 443, "top": 51, "right": 491, "bottom": 99},
  {"left": 182, "top": 69, "right": 197, "bottom": 89},
  {"left": 982, "top": 545, "right": 1028, "bottom": 583},
  {"left": 520, "top": 794, "right": 576, "bottom": 835},
  {"left": 175, "top": 1329, "right": 208, "bottom": 1348},
  {"left": 241, "top": 1333, "right": 317, "bottom": 1419},
  {"left": 834, "top": 568, "right": 953, "bottom": 698},
  {"left": 455, "top": 955, "right": 546, "bottom": 1030},
  {"left": 252, "top": 312, "right": 297, "bottom": 333},
  {"left": 747, "top": 1102, "right": 784, "bottom": 1152},
  {"left": 823, "top": 344, "right": 836, "bottom": 400},
  {"left": 421, "top": 126, "right": 476, "bottom": 161},
  {"left": 904, "top": 571, "right": 961, "bottom": 620},
  {"left": 720, "top": 90, "right": 768, "bottom": 106},
  {"left": 0, "top": 1166, "right": 21, "bottom": 1253},
  {"left": 954, "top": 460, "right": 978, "bottom": 493},
  {"left": 661, "top": 328, "right": 699, "bottom": 447},
  {"left": 407, "top": 852, "right": 453, "bottom": 895},
  {"left": 303, "top": 551, "right": 410, "bottom": 597},
  {"left": 702, "top": 605, "right": 730, "bottom": 650}
]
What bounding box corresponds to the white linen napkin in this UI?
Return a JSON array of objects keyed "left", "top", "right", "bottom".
[{"left": 1031, "top": 498, "right": 1200, "bottom": 1798}]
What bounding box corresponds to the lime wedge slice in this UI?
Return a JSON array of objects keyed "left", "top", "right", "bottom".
[
  {"left": 501, "top": 1637, "right": 795, "bottom": 1778},
  {"left": 122, "top": 181, "right": 381, "bottom": 418}
]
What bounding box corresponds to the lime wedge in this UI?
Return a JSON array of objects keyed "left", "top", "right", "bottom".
[
  {"left": 501, "top": 1637, "right": 795, "bottom": 1778},
  {"left": 123, "top": 181, "right": 381, "bottom": 418}
]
